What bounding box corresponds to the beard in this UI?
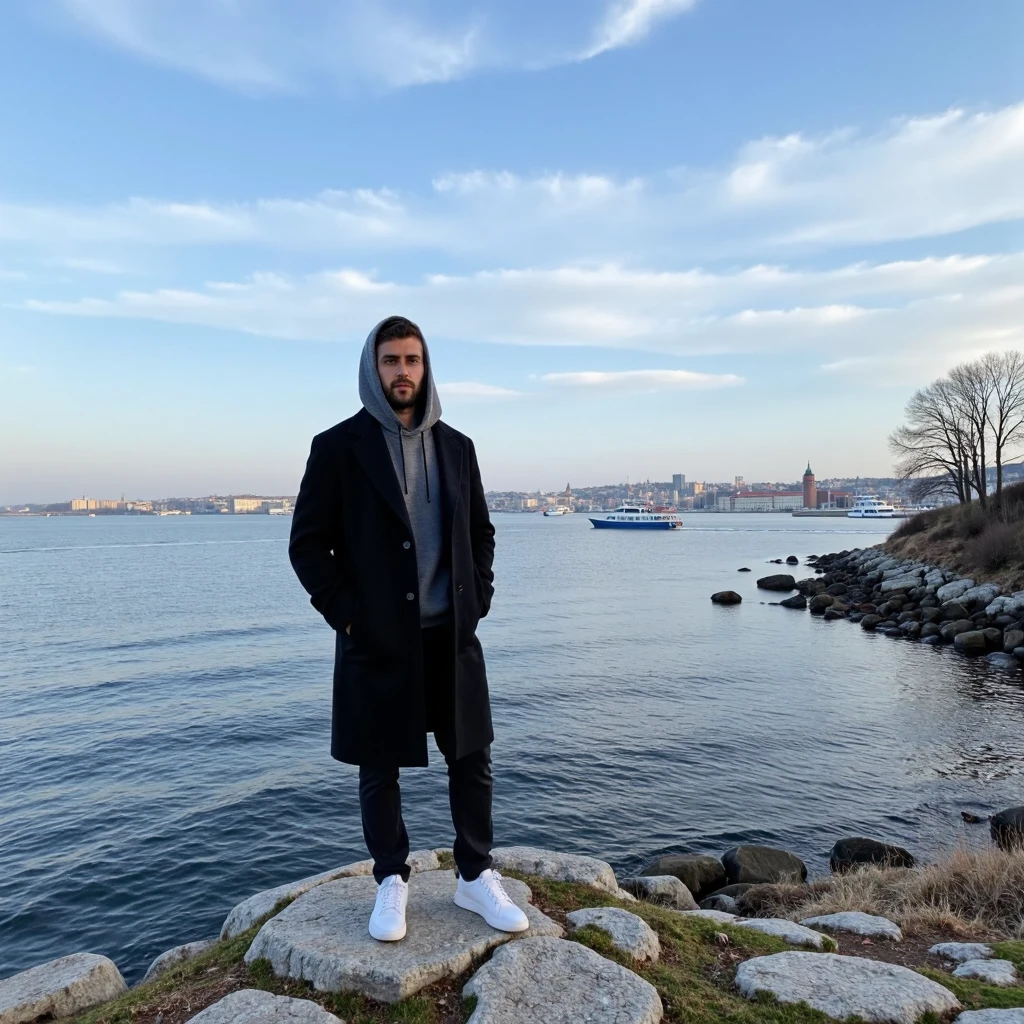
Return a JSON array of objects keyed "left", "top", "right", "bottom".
[{"left": 386, "top": 377, "right": 420, "bottom": 411}]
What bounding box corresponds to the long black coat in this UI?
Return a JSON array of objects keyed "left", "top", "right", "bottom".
[{"left": 289, "top": 408, "right": 495, "bottom": 767}]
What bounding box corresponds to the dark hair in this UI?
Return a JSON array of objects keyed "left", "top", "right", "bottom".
[{"left": 374, "top": 315, "right": 424, "bottom": 350}]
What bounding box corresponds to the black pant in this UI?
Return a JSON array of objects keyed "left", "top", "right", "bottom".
[{"left": 358, "top": 623, "right": 494, "bottom": 884}]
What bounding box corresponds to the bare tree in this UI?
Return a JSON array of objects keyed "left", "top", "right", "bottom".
[
  {"left": 982, "top": 350, "right": 1024, "bottom": 495},
  {"left": 949, "top": 359, "right": 995, "bottom": 506}
]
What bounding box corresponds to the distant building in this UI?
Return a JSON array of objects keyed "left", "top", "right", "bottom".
[
  {"left": 735, "top": 475, "right": 745, "bottom": 489},
  {"left": 70, "top": 497, "right": 125, "bottom": 511},
  {"left": 717, "top": 491, "right": 805, "bottom": 512},
  {"left": 802, "top": 462, "right": 817, "bottom": 510},
  {"left": 672, "top": 473, "right": 685, "bottom": 493},
  {"left": 229, "top": 496, "right": 270, "bottom": 513}
]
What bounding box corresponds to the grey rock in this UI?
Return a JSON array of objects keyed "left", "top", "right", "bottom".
[
  {"left": 860, "top": 614, "right": 883, "bottom": 630},
  {"left": 930, "top": 942, "right": 994, "bottom": 962},
  {"left": 566, "top": 907, "right": 660, "bottom": 962},
  {"left": 0, "top": 953, "right": 127, "bottom": 1024},
  {"left": 984, "top": 626, "right": 1004, "bottom": 647},
  {"left": 678, "top": 909, "right": 737, "bottom": 923},
  {"left": 880, "top": 575, "right": 923, "bottom": 594},
  {"left": 922, "top": 634, "right": 944, "bottom": 645},
  {"left": 142, "top": 938, "right": 217, "bottom": 984},
  {"left": 699, "top": 894, "right": 737, "bottom": 912},
  {"left": 937, "top": 579, "right": 977, "bottom": 601},
  {"left": 463, "top": 937, "right": 663, "bottom": 1024},
  {"left": 618, "top": 875, "right": 698, "bottom": 910},
  {"left": 638, "top": 853, "right": 725, "bottom": 900},
  {"left": 953, "top": 959, "right": 1018, "bottom": 986},
  {"left": 734, "top": 919, "right": 828, "bottom": 949},
  {"left": 991, "top": 806, "right": 1024, "bottom": 850},
  {"left": 954, "top": 1012, "right": 1024, "bottom": 1023},
  {"left": 961, "top": 584, "right": 1002, "bottom": 607},
  {"left": 829, "top": 836, "right": 915, "bottom": 872},
  {"left": 941, "top": 618, "right": 976, "bottom": 641},
  {"left": 735, "top": 951, "right": 961, "bottom": 1023},
  {"left": 779, "top": 593, "right": 808, "bottom": 609},
  {"left": 711, "top": 591, "right": 742, "bottom": 604},
  {"left": 809, "top": 593, "right": 835, "bottom": 614},
  {"left": 757, "top": 574, "right": 797, "bottom": 591},
  {"left": 722, "top": 844, "right": 807, "bottom": 885},
  {"left": 490, "top": 846, "right": 618, "bottom": 893},
  {"left": 986, "top": 593, "right": 1024, "bottom": 618},
  {"left": 185, "top": 989, "right": 342, "bottom": 1023},
  {"left": 801, "top": 912, "right": 902, "bottom": 940},
  {"left": 786, "top": 555, "right": 800, "bottom": 564},
  {"left": 954, "top": 630, "right": 988, "bottom": 653},
  {"left": 244, "top": 869, "right": 560, "bottom": 1002},
  {"left": 1004, "top": 629, "right": 1024, "bottom": 652},
  {"left": 614, "top": 886, "right": 639, "bottom": 902}
]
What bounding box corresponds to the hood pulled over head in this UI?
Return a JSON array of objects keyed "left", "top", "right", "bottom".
[{"left": 358, "top": 317, "right": 441, "bottom": 435}]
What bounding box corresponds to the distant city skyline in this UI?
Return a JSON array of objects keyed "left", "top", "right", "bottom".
[{"left": 1, "top": 2, "right": 1020, "bottom": 503}]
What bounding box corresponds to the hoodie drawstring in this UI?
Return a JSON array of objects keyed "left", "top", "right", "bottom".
[{"left": 397, "top": 432, "right": 431, "bottom": 503}]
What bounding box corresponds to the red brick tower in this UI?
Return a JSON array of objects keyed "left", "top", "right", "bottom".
[{"left": 803, "top": 462, "right": 817, "bottom": 510}]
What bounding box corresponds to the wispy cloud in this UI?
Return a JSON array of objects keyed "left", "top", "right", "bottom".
[
  {"left": 580, "top": 0, "right": 700, "bottom": 60},
  {"left": 5, "top": 103, "right": 1022, "bottom": 261},
  {"left": 542, "top": 369, "right": 742, "bottom": 390},
  {"left": 48, "top": 0, "right": 697, "bottom": 94}
]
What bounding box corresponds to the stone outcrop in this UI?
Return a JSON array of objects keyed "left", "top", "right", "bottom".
[
  {"left": 779, "top": 593, "right": 807, "bottom": 609},
  {"left": 733, "top": 918, "right": 829, "bottom": 949},
  {"left": 0, "top": 953, "right": 127, "bottom": 1024},
  {"left": 142, "top": 938, "right": 217, "bottom": 984},
  {"left": 734, "top": 951, "right": 961, "bottom": 1023},
  {"left": 801, "top": 912, "right": 903, "bottom": 940},
  {"left": 618, "top": 875, "right": 698, "bottom": 910},
  {"left": 638, "top": 854, "right": 726, "bottom": 900},
  {"left": 566, "top": 907, "right": 660, "bottom": 962},
  {"left": 953, "top": 959, "right": 1019, "bottom": 986},
  {"left": 722, "top": 844, "right": 807, "bottom": 885},
  {"left": 711, "top": 590, "right": 742, "bottom": 604},
  {"left": 829, "top": 836, "right": 916, "bottom": 872},
  {"left": 930, "top": 942, "right": 994, "bottom": 962},
  {"left": 186, "top": 989, "right": 343, "bottom": 1023},
  {"left": 490, "top": 846, "right": 619, "bottom": 893},
  {"left": 244, "top": 869, "right": 561, "bottom": 1003},
  {"left": 757, "top": 574, "right": 797, "bottom": 591},
  {"left": 463, "top": 937, "right": 663, "bottom": 1024}
]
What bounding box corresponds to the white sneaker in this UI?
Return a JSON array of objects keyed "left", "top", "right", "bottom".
[
  {"left": 454, "top": 869, "right": 529, "bottom": 933},
  {"left": 368, "top": 874, "right": 408, "bottom": 941}
]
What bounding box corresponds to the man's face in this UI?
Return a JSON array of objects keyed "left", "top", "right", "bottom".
[{"left": 376, "top": 336, "right": 425, "bottom": 412}]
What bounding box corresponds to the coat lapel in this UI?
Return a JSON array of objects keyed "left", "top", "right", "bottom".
[
  {"left": 349, "top": 410, "right": 412, "bottom": 532},
  {"left": 435, "top": 422, "right": 463, "bottom": 535}
]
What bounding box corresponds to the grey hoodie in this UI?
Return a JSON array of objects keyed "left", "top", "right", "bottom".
[{"left": 358, "top": 320, "right": 451, "bottom": 626}]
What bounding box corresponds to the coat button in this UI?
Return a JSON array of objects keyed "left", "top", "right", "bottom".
[
  {"left": 406, "top": 592, "right": 415, "bottom": 601},
  {"left": 403, "top": 541, "right": 411, "bottom": 549},
  {"left": 457, "top": 584, "right": 464, "bottom": 593}
]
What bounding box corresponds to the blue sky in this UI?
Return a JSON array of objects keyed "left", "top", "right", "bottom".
[{"left": 1, "top": 0, "right": 1022, "bottom": 503}]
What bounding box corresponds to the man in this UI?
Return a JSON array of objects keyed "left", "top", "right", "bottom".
[{"left": 288, "top": 315, "right": 528, "bottom": 942}]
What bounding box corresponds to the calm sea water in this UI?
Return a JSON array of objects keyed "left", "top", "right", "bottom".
[{"left": 3, "top": 513, "right": 1024, "bottom": 983}]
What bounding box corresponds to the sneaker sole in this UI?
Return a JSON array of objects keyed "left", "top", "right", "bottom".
[
  {"left": 453, "top": 891, "right": 530, "bottom": 933},
  {"left": 368, "top": 921, "right": 407, "bottom": 942}
]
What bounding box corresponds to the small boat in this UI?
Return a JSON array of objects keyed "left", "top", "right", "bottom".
[
  {"left": 543, "top": 506, "right": 570, "bottom": 516},
  {"left": 847, "top": 496, "right": 897, "bottom": 519},
  {"left": 590, "top": 505, "right": 683, "bottom": 530}
]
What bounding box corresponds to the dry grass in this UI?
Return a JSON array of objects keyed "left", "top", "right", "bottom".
[{"left": 740, "top": 846, "right": 1024, "bottom": 939}]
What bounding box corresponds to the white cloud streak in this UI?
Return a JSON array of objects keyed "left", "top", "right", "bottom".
[
  {"left": 542, "top": 369, "right": 742, "bottom": 390},
  {"left": 48, "top": 0, "right": 698, "bottom": 93},
  {"left": 4, "top": 103, "right": 1022, "bottom": 259},
  {"left": 438, "top": 380, "right": 523, "bottom": 398}
]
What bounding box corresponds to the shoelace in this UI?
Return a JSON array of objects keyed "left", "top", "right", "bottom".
[
  {"left": 379, "top": 877, "right": 405, "bottom": 914},
  {"left": 479, "top": 870, "right": 515, "bottom": 909}
]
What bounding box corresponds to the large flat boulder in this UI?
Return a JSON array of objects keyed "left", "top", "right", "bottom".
[
  {"left": 638, "top": 853, "right": 725, "bottom": 900},
  {"left": 829, "top": 836, "right": 915, "bottom": 872},
  {"left": 142, "top": 938, "right": 217, "bottom": 983},
  {"left": 937, "top": 579, "right": 976, "bottom": 602},
  {"left": 463, "top": 937, "right": 663, "bottom": 1024},
  {"left": 0, "top": 953, "right": 127, "bottom": 1024},
  {"left": 490, "top": 846, "right": 618, "bottom": 893},
  {"left": 757, "top": 574, "right": 797, "bottom": 591},
  {"left": 735, "top": 951, "right": 960, "bottom": 1023},
  {"left": 930, "top": 942, "right": 993, "bottom": 962},
  {"left": 244, "top": 869, "right": 561, "bottom": 1003},
  {"left": 722, "top": 844, "right": 807, "bottom": 885},
  {"left": 954, "top": 1012, "right": 1024, "bottom": 1023},
  {"left": 618, "top": 875, "right": 698, "bottom": 910},
  {"left": 221, "top": 851, "right": 438, "bottom": 939},
  {"left": 186, "top": 989, "right": 342, "bottom": 1022},
  {"left": 566, "top": 907, "right": 660, "bottom": 962},
  {"left": 801, "top": 912, "right": 902, "bottom": 940}
]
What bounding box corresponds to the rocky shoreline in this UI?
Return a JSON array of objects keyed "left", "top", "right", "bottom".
[
  {"left": 3, "top": 824, "right": 1024, "bottom": 1024},
  {"left": 752, "top": 545, "right": 1024, "bottom": 671}
]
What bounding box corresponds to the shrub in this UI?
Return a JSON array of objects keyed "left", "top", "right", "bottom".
[
  {"left": 892, "top": 510, "right": 936, "bottom": 539},
  {"left": 965, "top": 521, "right": 1024, "bottom": 572}
]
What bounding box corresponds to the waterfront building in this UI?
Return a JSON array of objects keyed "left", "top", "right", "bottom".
[
  {"left": 70, "top": 497, "right": 125, "bottom": 511},
  {"left": 803, "top": 462, "right": 817, "bottom": 510},
  {"left": 717, "top": 491, "right": 805, "bottom": 512}
]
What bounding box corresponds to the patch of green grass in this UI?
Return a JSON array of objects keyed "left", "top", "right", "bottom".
[
  {"left": 993, "top": 939, "right": 1024, "bottom": 973},
  {"left": 920, "top": 966, "right": 1024, "bottom": 1011}
]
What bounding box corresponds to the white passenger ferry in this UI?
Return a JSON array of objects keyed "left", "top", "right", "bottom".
[
  {"left": 590, "top": 505, "right": 683, "bottom": 530},
  {"left": 543, "top": 505, "right": 571, "bottom": 516},
  {"left": 847, "top": 496, "right": 898, "bottom": 519}
]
